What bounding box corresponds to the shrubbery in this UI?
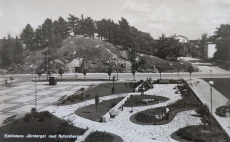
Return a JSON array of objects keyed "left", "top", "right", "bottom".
[
  {"left": 24, "top": 113, "right": 32, "bottom": 122},
  {"left": 24, "top": 109, "right": 52, "bottom": 122},
  {"left": 84, "top": 131, "right": 114, "bottom": 142},
  {"left": 176, "top": 125, "right": 211, "bottom": 142}
]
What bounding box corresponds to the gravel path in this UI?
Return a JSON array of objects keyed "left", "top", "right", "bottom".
[{"left": 42, "top": 84, "right": 202, "bottom": 142}]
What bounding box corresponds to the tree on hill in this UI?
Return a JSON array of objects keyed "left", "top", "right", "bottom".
[
  {"left": 156, "top": 39, "right": 187, "bottom": 60},
  {"left": 212, "top": 24, "right": 230, "bottom": 62},
  {"left": 84, "top": 16, "right": 96, "bottom": 37},
  {"left": 119, "top": 17, "right": 131, "bottom": 49},
  {"left": 41, "top": 18, "right": 57, "bottom": 48},
  {"left": 67, "top": 14, "right": 79, "bottom": 36},
  {"left": 14, "top": 36, "right": 24, "bottom": 64},
  {"left": 213, "top": 24, "right": 230, "bottom": 39},
  {"left": 20, "top": 24, "right": 35, "bottom": 51},
  {"left": 1, "top": 35, "right": 15, "bottom": 65},
  {"left": 53, "top": 17, "right": 70, "bottom": 40}
]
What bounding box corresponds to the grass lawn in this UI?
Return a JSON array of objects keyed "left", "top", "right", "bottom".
[
  {"left": 58, "top": 82, "right": 136, "bottom": 106},
  {"left": 0, "top": 114, "right": 86, "bottom": 142},
  {"left": 202, "top": 78, "right": 230, "bottom": 100},
  {"left": 137, "top": 53, "right": 194, "bottom": 72},
  {"left": 75, "top": 97, "right": 124, "bottom": 121}
]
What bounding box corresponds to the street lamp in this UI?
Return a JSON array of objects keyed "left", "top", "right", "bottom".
[
  {"left": 30, "top": 65, "right": 33, "bottom": 81},
  {"left": 209, "top": 80, "right": 214, "bottom": 142},
  {"left": 178, "top": 63, "right": 183, "bottom": 80},
  {"left": 33, "top": 62, "right": 37, "bottom": 110},
  {"left": 210, "top": 70, "right": 212, "bottom": 79}
]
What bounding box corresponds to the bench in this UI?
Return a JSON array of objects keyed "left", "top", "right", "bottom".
[
  {"left": 109, "top": 109, "right": 119, "bottom": 118},
  {"left": 3, "top": 115, "right": 17, "bottom": 123}
]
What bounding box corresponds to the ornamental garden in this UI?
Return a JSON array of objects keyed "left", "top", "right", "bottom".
[{"left": 0, "top": 79, "right": 229, "bottom": 142}]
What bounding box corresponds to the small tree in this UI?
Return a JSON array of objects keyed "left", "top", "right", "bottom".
[
  {"left": 158, "top": 68, "right": 163, "bottom": 80},
  {"left": 95, "top": 94, "right": 99, "bottom": 112},
  {"left": 36, "top": 69, "right": 42, "bottom": 81},
  {"left": 187, "top": 66, "right": 195, "bottom": 80},
  {"left": 107, "top": 67, "right": 112, "bottom": 80},
  {"left": 80, "top": 87, "right": 85, "bottom": 96},
  {"left": 131, "top": 69, "right": 136, "bottom": 81},
  {"left": 10, "top": 76, "right": 14, "bottom": 83},
  {"left": 111, "top": 87, "right": 115, "bottom": 94},
  {"left": 83, "top": 69, "right": 87, "bottom": 80},
  {"left": 58, "top": 68, "right": 64, "bottom": 80}
]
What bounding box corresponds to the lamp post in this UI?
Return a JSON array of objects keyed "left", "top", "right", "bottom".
[
  {"left": 178, "top": 63, "right": 183, "bottom": 80},
  {"left": 209, "top": 81, "right": 214, "bottom": 142},
  {"left": 33, "top": 62, "right": 37, "bottom": 110},
  {"left": 210, "top": 70, "right": 212, "bottom": 79},
  {"left": 116, "top": 57, "right": 118, "bottom": 81},
  {"left": 30, "top": 65, "right": 33, "bottom": 81},
  {"left": 46, "top": 46, "right": 49, "bottom": 80}
]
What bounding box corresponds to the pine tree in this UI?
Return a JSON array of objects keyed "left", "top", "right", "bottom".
[
  {"left": 67, "top": 14, "right": 79, "bottom": 35},
  {"left": 20, "top": 24, "right": 35, "bottom": 50},
  {"left": 14, "top": 36, "right": 24, "bottom": 63},
  {"left": 1, "top": 35, "right": 15, "bottom": 65}
]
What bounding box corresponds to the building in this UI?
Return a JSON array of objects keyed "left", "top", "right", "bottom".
[
  {"left": 203, "top": 42, "right": 216, "bottom": 60},
  {"left": 167, "top": 34, "right": 189, "bottom": 43}
]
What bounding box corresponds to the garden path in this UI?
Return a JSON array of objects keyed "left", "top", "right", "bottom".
[{"left": 43, "top": 84, "right": 202, "bottom": 142}]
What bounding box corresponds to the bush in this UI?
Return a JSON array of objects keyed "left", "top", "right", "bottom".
[
  {"left": 196, "top": 104, "right": 210, "bottom": 117},
  {"left": 37, "top": 113, "right": 45, "bottom": 122},
  {"left": 61, "top": 99, "right": 66, "bottom": 104},
  {"left": 31, "top": 108, "right": 37, "bottom": 115},
  {"left": 24, "top": 113, "right": 32, "bottom": 122},
  {"left": 67, "top": 95, "right": 75, "bottom": 102},
  {"left": 176, "top": 125, "right": 211, "bottom": 142},
  {"left": 79, "top": 94, "right": 84, "bottom": 100},
  {"left": 41, "top": 111, "right": 52, "bottom": 118},
  {"left": 84, "top": 131, "right": 114, "bottom": 142},
  {"left": 85, "top": 94, "right": 91, "bottom": 98}
]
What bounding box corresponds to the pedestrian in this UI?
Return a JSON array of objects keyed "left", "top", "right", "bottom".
[
  {"left": 5, "top": 79, "right": 8, "bottom": 85},
  {"left": 165, "top": 107, "right": 169, "bottom": 120}
]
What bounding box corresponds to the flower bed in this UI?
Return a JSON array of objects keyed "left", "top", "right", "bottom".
[
  {"left": 172, "top": 125, "right": 228, "bottom": 142},
  {"left": 124, "top": 95, "right": 169, "bottom": 107},
  {"left": 135, "top": 107, "right": 166, "bottom": 123}
]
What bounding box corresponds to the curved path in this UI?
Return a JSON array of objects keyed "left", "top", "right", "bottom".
[{"left": 42, "top": 84, "right": 202, "bottom": 142}]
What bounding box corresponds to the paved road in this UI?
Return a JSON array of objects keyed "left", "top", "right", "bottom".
[{"left": 1, "top": 72, "right": 230, "bottom": 85}]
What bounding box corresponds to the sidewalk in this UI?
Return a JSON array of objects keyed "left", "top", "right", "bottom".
[
  {"left": 188, "top": 79, "right": 230, "bottom": 137},
  {"left": 179, "top": 57, "right": 229, "bottom": 73}
]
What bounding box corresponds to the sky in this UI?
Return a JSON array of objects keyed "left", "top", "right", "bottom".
[{"left": 0, "top": 0, "right": 230, "bottom": 40}]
